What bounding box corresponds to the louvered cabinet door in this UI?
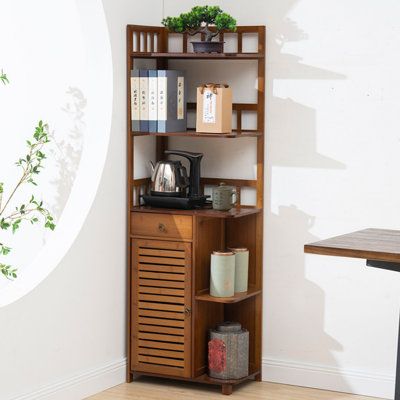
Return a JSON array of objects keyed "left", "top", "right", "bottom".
[{"left": 131, "top": 239, "right": 192, "bottom": 378}]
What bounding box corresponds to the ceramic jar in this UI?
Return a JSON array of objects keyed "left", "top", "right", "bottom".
[
  {"left": 212, "top": 183, "right": 236, "bottom": 211},
  {"left": 210, "top": 250, "right": 235, "bottom": 297},
  {"left": 229, "top": 247, "right": 249, "bottom": 293},
  {"left": 208, "top": 321, "right": 249, "bottom": 379}
]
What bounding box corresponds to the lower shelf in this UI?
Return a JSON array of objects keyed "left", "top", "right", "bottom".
[{"left": 130, "top": 369, "right": 260, "bottom": 386}]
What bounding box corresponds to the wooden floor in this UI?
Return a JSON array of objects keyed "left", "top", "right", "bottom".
[{"left": 87, "top": 377, "right": 382, "bottom": 400}]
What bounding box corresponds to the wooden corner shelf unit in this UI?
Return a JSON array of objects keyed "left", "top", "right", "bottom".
[{"left": 127, "top": 24, "right": 265, "bottom": 395}]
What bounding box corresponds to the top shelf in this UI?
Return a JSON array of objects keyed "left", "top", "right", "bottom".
[{"left": 130, "top": 52, "right": 264, "bottom": 60}]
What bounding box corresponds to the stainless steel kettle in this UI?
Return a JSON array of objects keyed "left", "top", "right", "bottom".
[{"left": 149, "top": 159, "right": 189, "bottom": 197}]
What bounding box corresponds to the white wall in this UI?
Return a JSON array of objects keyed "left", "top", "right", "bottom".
[
  {"left": 1, "top": 1, "right": 400, "bottom": 399},
  {"left": 163, "top": 0, "right": 400, "bottom": 398}
]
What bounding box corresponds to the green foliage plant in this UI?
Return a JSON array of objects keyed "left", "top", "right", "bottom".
[
  {"left": 0, "top": 70, "right": 9, "bottom": 85},
  {"left": 162, "top": 6, "right": 237, "bottom": 42},
  {"left": 0, "top": 72, "right": 55, "bottom": 280}
]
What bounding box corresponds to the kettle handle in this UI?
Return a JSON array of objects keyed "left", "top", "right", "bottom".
[
  {"left": 165, "top": 149, "right": 203, "bottom": 159},
  {"left": 178, "top": 165, "right": 189, "bottom": 186}
]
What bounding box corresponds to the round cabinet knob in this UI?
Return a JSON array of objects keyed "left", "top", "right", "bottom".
[{"left": 158, "top": 223, "right": 166, "bottom": 233}]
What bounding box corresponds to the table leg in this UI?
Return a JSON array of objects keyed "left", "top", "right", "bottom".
[
  {"left": 367, "top": 260, "right": 400, "bottom": 399},
  {"left": 396, "top": 312, "right": 400, "bottom": 400}
]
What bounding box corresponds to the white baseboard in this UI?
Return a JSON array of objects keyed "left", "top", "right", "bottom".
[
  {"left": 12, "top": 358, "right": 127, "bottom": 400},
  {"left": 262, "top": 357, "right": 395, "bottom": 399},
  {"left": 9, "top": 356, "right": 394, "bottom": 399}
]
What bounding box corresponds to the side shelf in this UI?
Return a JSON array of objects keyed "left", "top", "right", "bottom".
[{"left": 195, "top": 286, "right": 261, "bottom": 303}]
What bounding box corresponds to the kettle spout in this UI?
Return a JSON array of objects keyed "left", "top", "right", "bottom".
[{"left": 149, "top": 160, "right": 155, "bottom": 173}]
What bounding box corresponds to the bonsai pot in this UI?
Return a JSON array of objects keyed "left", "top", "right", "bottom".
[{"left": 191, "top": 41, "right": 224, "bottom": 53}]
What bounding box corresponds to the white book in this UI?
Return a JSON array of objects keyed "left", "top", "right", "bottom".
[
  {"left": 130, "top": 70, "right": 140, "bottom": 131},
  {"left": 148, "top": 71, "right": 158, "bottom": 132},
  {"left": 157, "top": 74, "right": 168, "bottom": 123}
]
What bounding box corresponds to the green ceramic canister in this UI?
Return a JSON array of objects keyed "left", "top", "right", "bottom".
[
  {"left": 229, "top": 247, "right": 249, "bottom": 293},
  {"left": 210, "top": 250, "right": 235, "bottom": 297}
]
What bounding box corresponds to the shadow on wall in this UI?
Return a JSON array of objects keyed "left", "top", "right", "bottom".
[
  {"left": 50, "top": 87, "right": 85, "bottom": 219},
  {"left": 267, "top": 0, "right": 346, "bottom": 169},
  {"left": 265, "top": 0, "right": 349, "bottom": 391},
  {"left": 267, "top": 205, "right": 344, "bottom": 372}
]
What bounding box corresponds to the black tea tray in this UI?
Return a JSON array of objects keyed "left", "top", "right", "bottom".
[{"left": 142, "top": 195, "right": 208, "bottom": 210}]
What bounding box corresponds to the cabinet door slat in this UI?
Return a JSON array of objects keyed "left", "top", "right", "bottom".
[
  {"left": 138, "top": 278, "right": 185, "bottom": 288},
  {"left": 138, "top": 355, "right": 184, "bottom": 368},
  {"left": 138, "top": 347, "right": 184, "bottom": 359},
  {"left": 138, "top": 271, "right": 185, "bottom": 281},
  {"left": 138, "top": 340, "right": 184, "bottom": 351},
  {"left": 138, "top": 317, "right": 185, "bottom": 327},
  {"left": 138, "top": 309, "right": 184, "bottom": 320},
  {"left": 138, "top": 293, "right": 185, "bottom": 304},
  {"left": 138, "top": 332, "right": 185, "bottom": 343},
  {"left": 138, "top": 301, "right": 184, "bottom": 312},
  {"left": 138, "top": 286, "right": 185, "bottom": 297},
  {"left": 139, "top": 248, "right": 184, "bottom": 258},
  {"left": 139, "top": 324, "right": 183, "bottom": 335},
  {"left": 139, "top": 264, "right": 185, "bottom": 273},
  {"left": 139, "top": 256, "right": 186, "bottom": 266}
]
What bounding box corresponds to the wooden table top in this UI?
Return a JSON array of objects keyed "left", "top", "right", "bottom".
[{"left": 304, "top": 228, "right": 400, "bottom": 264}]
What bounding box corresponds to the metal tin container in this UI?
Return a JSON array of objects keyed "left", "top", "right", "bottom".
[
  {"left": 208, "top": 321, "right": 249, "bottom": 379},
  {"left": 210, "top": 250, "right": 235, "bottom": 297},
  {"left": 228, "top": 247, "right": 249, "bottom": 293}
]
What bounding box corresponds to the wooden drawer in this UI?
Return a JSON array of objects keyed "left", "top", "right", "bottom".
[{"left": 131, "top": 212, "right": 192, "bottom": 240}]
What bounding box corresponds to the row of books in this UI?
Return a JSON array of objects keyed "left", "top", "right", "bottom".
[{"left": 130, "top": 69, "right": 187, "bottom": 133}]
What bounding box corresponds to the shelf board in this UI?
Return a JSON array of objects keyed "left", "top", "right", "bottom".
[
  {"left": 131, "top": 130, "right": 262, "bottom": 138},
  {"left": 129, "top": 369, "right": 260, "bottom": 386},
  {"left": 195, "top": 286, "right": 261, "bottom": 304},
  {"left": 130, "top": 52, "right": 264, "bottom": 60},
  {"left": 131, "top": 206, "right": 261, "bottom": 219}
]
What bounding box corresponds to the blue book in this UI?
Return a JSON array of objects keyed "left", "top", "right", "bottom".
[{"left": 139, "top": 69, "right": 149, "bottom": 132}]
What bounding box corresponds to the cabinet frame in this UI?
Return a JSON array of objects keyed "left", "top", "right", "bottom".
[{"left": 127, "top": 24, "right": 265, "bottom": 394}]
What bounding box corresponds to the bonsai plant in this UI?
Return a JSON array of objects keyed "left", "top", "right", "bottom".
[
  {"left": 0, "top": 71, "right": 55, "bottom": 280},
  {"left": 162, "top": 6, "right": 237, "bottom": 53}
]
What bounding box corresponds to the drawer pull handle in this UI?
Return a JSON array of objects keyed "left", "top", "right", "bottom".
[
  {"left": 184, "top": 307, "right": 191, "bottom": 316},
  {"left": 158, "top": 223, "right": 167, "bottom": 233}
]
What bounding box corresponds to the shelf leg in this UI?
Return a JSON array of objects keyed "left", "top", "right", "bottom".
[
  {"left": 255, "top": 372, "right": 262, "bottom": 382},
  {"left": 395, "top": 311, "right": 400, "bottom": 400},
  {"left": 222, "top": 384, "right": 233, "bottom": 395},
  {"left": 126, "top": 371, "right": 133, "bottom": 383}
]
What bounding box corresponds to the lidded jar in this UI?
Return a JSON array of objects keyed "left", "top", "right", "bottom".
[
  {"left": 228, "top": 247, "right": 249, "bottom": 293},
  {"left": 210, "top": 250, "right": 235, "bottom": 297}
]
